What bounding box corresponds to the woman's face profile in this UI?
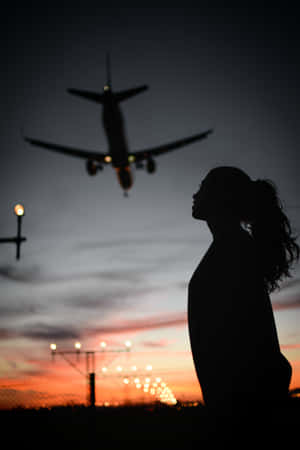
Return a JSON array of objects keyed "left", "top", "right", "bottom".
[
  {"left": 192, "top": 177, "right": 213, "bottom": 220},
  {"left": 192, "top": 171, "right": 227, "bottom": 221}
]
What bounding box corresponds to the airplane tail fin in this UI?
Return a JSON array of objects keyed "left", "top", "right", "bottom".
[
  {"left": 106, "top": 52, "right": 111, "bottom": 86},
  {"left": 115, "top": 85, "right": 149, "bottom": 102},
  {"left": 67, "top": 53, "right": 148, "bottom": 103}
]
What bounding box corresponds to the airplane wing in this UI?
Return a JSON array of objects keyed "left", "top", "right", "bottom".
[
  {"left": 131, "top": 129, "right": 213, "bottom": 161},
  {"left": 24, "top": 137, "right": 109, "bottom": 163}
]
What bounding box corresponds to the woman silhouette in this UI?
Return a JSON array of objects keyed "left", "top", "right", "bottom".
[{"left": 188, "top": 166, "right": 299, "bottom": 422}]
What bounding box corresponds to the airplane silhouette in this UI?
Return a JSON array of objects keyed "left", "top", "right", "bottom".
[{"left": 24, "top": 54, "right": 213, "bottom": 196}]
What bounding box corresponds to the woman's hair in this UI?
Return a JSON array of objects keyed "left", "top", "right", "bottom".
[{"left": 207, "top": 166, "right": 300, "bottom": 292}]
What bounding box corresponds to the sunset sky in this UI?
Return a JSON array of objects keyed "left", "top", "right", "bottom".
[{"left": 0, "top": 4, "right": 300, "bottom": 408}]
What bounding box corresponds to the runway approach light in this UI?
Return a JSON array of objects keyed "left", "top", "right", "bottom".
[
  {"left": 124, "top": 340, "right": 132, "bottom": 349},
  {"left": 14, "top": 204, "right": 25, "bottom": 217}
]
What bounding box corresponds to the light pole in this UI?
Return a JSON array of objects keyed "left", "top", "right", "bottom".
[{"left": 0, "top": 203, "right": 27, "bottom": 260}]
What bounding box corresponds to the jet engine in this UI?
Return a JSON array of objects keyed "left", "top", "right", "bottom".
[
  {"left": 146, "top": 157, "right": 156, "bottom": 174},
  {"left": 86, "top": 160, "right": 103, "bottom": 175}
]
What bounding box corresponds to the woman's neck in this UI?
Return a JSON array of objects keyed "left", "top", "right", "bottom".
[{"left": 206, "top": 217, "right": 243, "bottom": 240}]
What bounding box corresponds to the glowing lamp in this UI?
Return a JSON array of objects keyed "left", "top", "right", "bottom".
[
  {"left": 123, "top": 378, "right": 129, "bottom": 384},
  {"left": 146, "top": 365, "right": 152, "bottom": 371},
  {"left": 124, "top": 340, "right": 132, "bottom": 348},
  {"left": 116, "top": 366, "right": 123, "bottom": 372},
  {"left": 104, "top": 155, "right": 112, "bottom": 163},
  {"left": 128, "top": 155, "right": 135, "bottom": 163},
  {"left": 14, "top": 204, "right": 25, "bottom": 217},
  {"left": 50, "top": 343, "right": 56, "bottom": 351},
  {"left": 75, "top": 342, "right": 81, "bottom": 350},
  {"left": 100, "top": 341, "right": 107, "bottom": 348}
]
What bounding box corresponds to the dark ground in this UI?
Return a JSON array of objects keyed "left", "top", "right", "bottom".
[{"left": 1, "top": 397, "right": 299, "bottom": 448}]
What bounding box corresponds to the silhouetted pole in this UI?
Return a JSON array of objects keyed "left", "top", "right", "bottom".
[
  {"left": 89, "top": 373, "right": 96, "bottom": 408},
  {"left": 16, "top": 215, "right": 22, "bottom": 259},
  {"left": 0, "top": 203, "right": 27, "bottom": 260},
  {"left": 86, "top": 351, "right": 96, "bottom": 407}
]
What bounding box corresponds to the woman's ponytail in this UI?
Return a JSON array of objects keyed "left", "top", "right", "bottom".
[{"left": 249, "top": 179, "right": 299, "bottom": 292}]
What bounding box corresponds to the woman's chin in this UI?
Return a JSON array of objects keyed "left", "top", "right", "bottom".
[{"left": 192, "top": 209, "right": 205, "bottom": 220}]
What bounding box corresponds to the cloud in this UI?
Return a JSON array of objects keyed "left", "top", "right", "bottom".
[
  {"left": 0, "top": 303, "right": 41, "bottom": 318},
  {"left": 142, "top": 339, "right": 176, "bottom": 348},
  {"left": 0, "top": 323, "right": 81, "bottom": 342},
  {"left": 272, "top": 295, "right": 300, "bottom": 311},
  {"left": 66, "top": 285, "right": 166, "bottom": 311},
  {"left": 87, "top": 312, "right": 187, "bottom": 336},
  {"left": 21, "top": 323, "right": 81, "bottom": 341},
  {"left": 280, "top": 343, "right": 300, "bottom": 350},
  {"left": 0, "top": 264, "right": 144, "bottom": 285},
  {"left": 74, "top": 236, "right": 200, "bottom": 252}
]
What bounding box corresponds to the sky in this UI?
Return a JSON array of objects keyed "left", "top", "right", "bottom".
[{"left": 0, "top": 3, "right": 300, "bottom": 408}]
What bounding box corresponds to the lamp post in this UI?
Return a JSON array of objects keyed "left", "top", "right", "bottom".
[
  {"left": 0, "top": 203, "right": 27, "bottom": 260},
  {"left": 14, "top": 204, "right": 25, "bottom": 260}
]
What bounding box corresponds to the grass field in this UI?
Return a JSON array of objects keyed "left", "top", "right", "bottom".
[{"left": 1, "top": 397, "right": 299, "bottom": 447}]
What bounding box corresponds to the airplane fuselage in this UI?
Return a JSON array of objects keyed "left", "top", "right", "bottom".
[
  {"left": 102, "top": 90, "right": 133, "bottom": 191},
  {"left": 102, "top": 91, "right": 128, "bottom": 165}
]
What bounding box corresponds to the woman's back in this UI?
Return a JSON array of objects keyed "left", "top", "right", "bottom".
[{"left": 188, "top": 226, "right": 291, "bottom": 413}]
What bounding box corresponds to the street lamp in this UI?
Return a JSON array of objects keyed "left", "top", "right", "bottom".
[
  {"left": 14, "top": 204, "right": 25, "bottom": 217},
  {"left": 0, "top": 203, "right": 27, "bottom": 260}
]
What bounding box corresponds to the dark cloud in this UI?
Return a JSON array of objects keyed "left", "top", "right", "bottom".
[
  {"left": 0, "top": 303, "right": 41, "bottom": 318},
  {"left": 0, "top": 328, "right": 16, "bottom": 339},
  {"left": 0, "top": 323, "right": 80, "bottom": 342},
  {"left": 22, "top": 323, "right": 81, "bottom": 341},
  {"left": 0, "top": 264, "right": 144, "bottom": 285}
]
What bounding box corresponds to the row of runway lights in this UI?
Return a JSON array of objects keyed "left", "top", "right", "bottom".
[
  {"left": 123, "top": 376, "right": 177, "bottom": 405},
  {"left": 49, "top": 341, "right": 176, "bottom": 405},
  {"left": 50, "top": 340, "right": 133, "bottom": 351}
]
